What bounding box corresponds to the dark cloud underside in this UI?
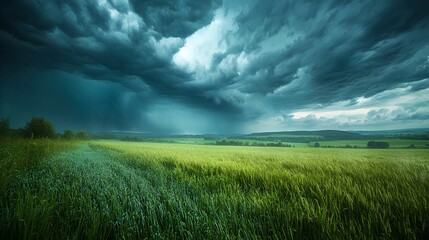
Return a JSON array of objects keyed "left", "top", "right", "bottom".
[{"left": 0, "top": 0, "right": 428, "bottom": 133}]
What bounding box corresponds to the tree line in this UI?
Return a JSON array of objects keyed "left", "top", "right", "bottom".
[
  {"left": 0, "top": 117, "right": 88, "bottom": 140},
  {"left": 215, "top": 139, "right": 293, "bottom": 147},
  {"left": 312, "top": 141, "right": 390, "bottom": 149}
]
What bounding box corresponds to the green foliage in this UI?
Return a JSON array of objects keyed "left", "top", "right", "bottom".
[
  {"left": 24, "top": 117, "right": 56, "bottom": 139},
  {"left": 216, "top": 139, "right": 292, "bottom": 147},
  {"left": 0, "top": 118, "right": 10, "bottom": 137},
  {"left": 76, "top": 130, "right": 88, "bottom": 139},
  {"left": 367, "top": 140, "right": 390, "bottom": 149},
  {"left": 312, "top": 139, "right": 429, "bottom": 148},
  {"left": 1, "top": 141, "right": 428, "bottom": 239},
  {"left": 62, "top": 130, "right": 74, "bottom": 140},
  {"left": 314, "top": 142, "right": 320, "bottom": 147},
  {"left": 0, "top": 138, "right": 75, "bottom": 203}
]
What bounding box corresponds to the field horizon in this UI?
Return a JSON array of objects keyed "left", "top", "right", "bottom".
[{"left": 92, "top": 127, "right": 429, "bottom": 137}]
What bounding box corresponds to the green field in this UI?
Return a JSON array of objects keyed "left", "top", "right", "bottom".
[
  {"left": 312, "top": 139, "right": 429, "bottom": 148},
  {"left": 1, "top": 139, "right": 429, "bottom": 239},
  {"left": 142, "top": 137, "right": 429, "bottom": 149}
]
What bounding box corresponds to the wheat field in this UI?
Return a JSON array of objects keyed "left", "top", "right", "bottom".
[{"left": 1, "top": 139, "right": 428, "bottom": 239}]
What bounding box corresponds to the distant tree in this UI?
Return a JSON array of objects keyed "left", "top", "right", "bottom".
[
  {"left": 63, "top": 130, "right": 74, "bottom": 140},
  {"left": 76, "top": 130, "right": 88, "bottom": 139},
  {"left": 24, "top": 117, "right": 56, "bottom": 138},
  {"left": 0, "top": 118, "right": 10, "bottom": 137},
  {"left": 367, "top": 141, "right": 389, "bottom": 149},
  {"left": 409, "top": 144, "right": 416, "bottom": 149},
  {"left": 314, "top": 142, "right": 320, "bottom": 147}
]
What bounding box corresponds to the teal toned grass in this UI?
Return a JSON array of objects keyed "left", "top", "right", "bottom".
[
  {"left": 0, "top": 138, "right": 76, "bottom": 198},
  {"left": 1, "top": 139, "right": 428, "bottom": 239}
]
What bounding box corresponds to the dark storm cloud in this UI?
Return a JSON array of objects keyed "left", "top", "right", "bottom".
[
  {"left": 0, "top": 0, "right": 428, "bottom": 132},
  {"left": 0, "top": 0, "right": 233, "bottom": 114},
  {"left": 222, "top": 0, "right": 429, "bottom": 106},
  {"left": 129, "top": 0, "right": 222, "bottom": 38},
  {"left": 0, "top": 69, "right": 147, "bottom": 131}
]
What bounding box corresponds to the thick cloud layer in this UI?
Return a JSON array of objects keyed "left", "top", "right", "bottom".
[{"left": 0, "top": 0, "right": 428, "bottom": 133}]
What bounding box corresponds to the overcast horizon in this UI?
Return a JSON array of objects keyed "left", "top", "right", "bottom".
[{"left": 1, "top": 0, "right": 429, "bottom": 134}]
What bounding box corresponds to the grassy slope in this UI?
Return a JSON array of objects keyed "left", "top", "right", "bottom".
[{"left": 1, "top": 140, "right": 429, "bottom": 239}]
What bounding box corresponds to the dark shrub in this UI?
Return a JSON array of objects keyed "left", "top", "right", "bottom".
[
  {"left": 367, "top": 141, "right": 389, "bottom": 149},
  {"left": 63, "top": 130, "right": 74, "bottom": 140},
  {"left": 24, "top": 117, "right": 56, "bottom": 139},
  {"left": 0, "top": 118, "right": 10, "bottom": 137},
  {"left": 76, "top": 130, "right": 89, "bottom": 140}
]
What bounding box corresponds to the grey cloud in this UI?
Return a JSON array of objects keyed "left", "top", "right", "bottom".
[
  {"left": 0, "top": 0, "right": 428, "bottom": 133},
  {"left": 393, "top": 108, "right": 429, "bottom": 121},
  {"left": 358, "top": 106, "right": 429, "bottom": 124},
  {"left": 366, "top": 109, "right": 392, "bottom": 122},
  {"left": 0, "top": 0, "right": 232, "bottom": 114},
  {"left": 410, "top": 78, "right": 429, "bottom": 92},
  {"left": 213, "top": 0, "right": 429, "bottom": 113},
  {"left": 266, "top": 113, "right": 344, "bottom": 131},
  {"left": 129, "top": 0, "right": 222, "bottom": 38},
  {"left": 0, "top": 69, "right": 150, "bottom": 131}
]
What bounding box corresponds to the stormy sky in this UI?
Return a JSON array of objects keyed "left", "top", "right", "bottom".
[{"left": 0, "top": 0, "right": 428, "bottom": 134}]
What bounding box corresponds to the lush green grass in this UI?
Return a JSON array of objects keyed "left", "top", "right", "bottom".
[
  {"left": 0, "top": 138, "right": 76, "bottom": 198},
  {"left": 1, "top": 140, "right": 428, "bottom": 239}
]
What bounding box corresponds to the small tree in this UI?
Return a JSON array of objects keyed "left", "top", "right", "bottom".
[
  {"left": 0, "top": 118, "right": 10, "bottom": 137},
  {"left": 63, "top": 130, "right": 74, "bottom": 140},
  {"left": 314, "top": 142, "right": 320, "bottom": 147},
  {"left": 76, "top": 130, "right": 88, "bottom": 140},
  {"left": 367, "top": 141, "right": 389, "bottom": 149},
  {"left": 24, "top": 117, "right": 56, "bottom": 139}
]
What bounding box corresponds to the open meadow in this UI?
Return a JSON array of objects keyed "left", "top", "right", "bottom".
[
  {"left": 1, "top": 139, "right": 429, "bottom": 239},
  {"left": 2, "top": 0, "right": 429, "bottom": 238}
]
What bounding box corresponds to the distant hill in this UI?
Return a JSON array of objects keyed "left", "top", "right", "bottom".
[
  {"left": 353, "top": 128, "right": 429, "bottom": 135},
  {"left": 93, "top": 128, "right": 429, "bottom": 142},
  {"left": 242, "top": 130, "right": 365, "bottom": 142},
  {"left": 249, "top": 130, "right": 362, "bottom": 138}
]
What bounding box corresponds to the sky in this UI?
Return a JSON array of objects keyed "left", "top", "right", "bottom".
[{"left": 0, "top": 0, "right": 428, "bottom": 134}]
